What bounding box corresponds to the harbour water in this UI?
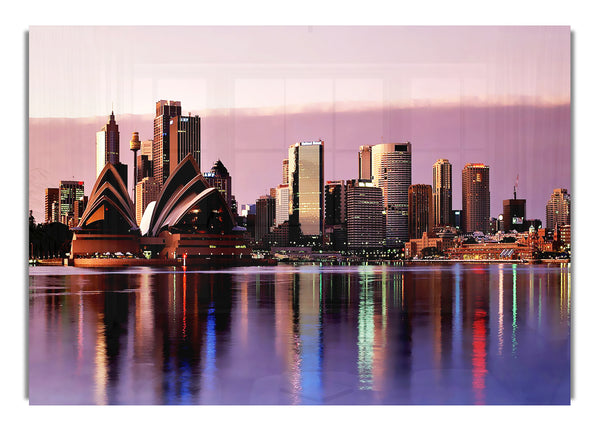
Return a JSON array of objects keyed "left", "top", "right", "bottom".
[{"left": 28, "top": 262, "right": 571, "bottom": 405}]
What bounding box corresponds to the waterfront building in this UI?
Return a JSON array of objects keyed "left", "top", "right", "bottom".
[
  {"left": 432, "top": 159, "right": 452, "bottom": 227},
  {"left": 546, "top": 188, "right": 570, "bottom": 229},
  {"left": 358, "top": 145, "right": 372, "bottom": 180},
  {"left": 462, "top": 163, "right": 490, "bottom": 233},
  {"left": 408, "top": 184, "right": 433, "bottom": 239},
  {"left": 169, "top": 114, "right": 201, "bottom": 176},
  {"left": 346, "top": 179, "right": 385, "bottom": 249},
  {"left": 503, "top": 198, "right": 527, "bottom": 232},
  {"left": 404, "top": 231, "right": 454, "bottom": 259},
  {"left": 275, "top": 184, "right": 289, "bottom": 227},
  {"left": 135, "top": 177, "right": 161, "bottom": 226},
  {"left": 44, "top": 188, "right": 59, "bottom": 223},
  {"left": 203, "top": 159, "right": 233, "bottom": 208},
  {"left": 59, "top": 180, "right": 85, "bottom": 226},
  {"left": 369, "top": 142, "right": 412, "bottom": 245},
  {"left": 73, "top": 196, "right": 88, "bottom": 228},
  {"left": 288, "top": 140, "right": 324, "bottom": 245},
  {"left": 453, "top": 210, "right": 463, "bottom": 232},
  {"left": 153, "top": 100, "right": 182, "bottom": 186},
  {"left": 255, "top": 195, "right": 276, "bottom": 243},
  {"left": 447, "top": 241, "right": 535, "bottom": 261},
  {"left": 263, "top": 220, "right": 290, "bottom": 247},
  {"left": 96, "top": 111, "right": 120, "bottom": 178}
]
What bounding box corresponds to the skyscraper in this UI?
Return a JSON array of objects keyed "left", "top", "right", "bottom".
[
  {"left": 169, "top": 114, "right": 201, "bottom": 176},
  {"left": 432, "top": 159, "right": 452, "bottom": 228},
  {"left": 136, "top": 177, "right": 161, "bottom": 226},
  {"left": 59, "top": 180, "right": 85, "bottom": 226},
  {"left": 255, "top": 195, "right": 276, "bottom": 243},
  {"left": 358, "top": 145, "right": 372, "bottom": 181},
  {"left": 282, "top": 159, "right": 289, "bottom": 185},
  {"left": 462, "top": 163, "right": 490, "bottom": 233},
  {"left": 408, "top": 184, "right": 433, "bottom": 239},
  {"left": 44, "top": 188, "right": 59, "bottom": 223},
  {"left": 96, "top": 111, "right": 120, "bottom": 177},
  {"left": 346, "top": 180, "right": 384, "bottom": 249},
  {"left": 370, "top": 142, "right": 412, "bottom": 246},
  {"left": 153, "top": 100, "right": 182, "bottom": 186},
  {"left": 275, "top": 184, "right": 289, "bottom": 227},
  {"left": 288, "top": 140, "right": 324, "bottom": 245},
  {"left": 503, "top": 199, "right": 526, "bottom": 232},
  {"left": 546, "top": 188, "right": 570, "bottom": 229},
  {"left": 203, "top": 160, "right": 232, "bottom": 208}
]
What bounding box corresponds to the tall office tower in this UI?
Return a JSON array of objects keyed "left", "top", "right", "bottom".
[
  {"left": 51, "top": 201, "right": 60, "bottom": 223},
  {"left": 370, "top": 142, "right": 412, "bottom": 246},
  {"left": 282, "top": 159, "right": 289, "bottom": 185},
  {"left": 346, "top": 179, "right": 385, "bottom": 249},
  {"left": 153, "top": 100, "right": 182, "bottom": 186},
  {"left": 169, "top": 114, "right": 201, "bottom": 176},
  {"left": 462, "top": 163, "right": 490, "bottom": 233},
  {"left": 275, "top": 184, "right": 290, "bottom": 227},
  {"left": 136, "top": 139, "right": 154, "bottom": 181},
  {"left": 324, "top": 180, "right": 347, "bottom": 250},
  {"left": 358, "top": 145, "right": 372, "bottom": 180},
  {"left": 96, "top": 111, "right": 120, "bottom": 177},
  {"left": 44, "top": 188, "right": 59, "bottom": 223},
  {"left": 503, "top": 199, "right": 526, "bottom": 232},
  {"left": 432, "top": 159, "right": 452, "bottom": 227},
  {"left": 288, "top": 140, "right": 324, "bottom": 245},
  {"left": 255, "top": 195, "right": 276, "bottom": 243},
  {"left": 141, "top": 139, "right": 153, "bottom": 158},
  {"left": 546, "top": 188, "right": 570, "bottom": 229},
  {"left": 135, "top": 177, "right": 161, "bottom": 226},
  {"left": 408, "top": 184, "right": 433, "bottom": 239},
  {"left": 203, "top": 159, "right": 232, "bottom": 208},
  {"left": 59, "top": 180, "right": 84, "bottom": 226}
]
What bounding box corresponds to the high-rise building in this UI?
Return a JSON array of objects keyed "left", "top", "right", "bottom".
[
  {"left": 136, "top": 155, "right": 153, "bottom": 182},
  {"left": 408, "top": 184, "right": 433, "bottom": 239},
  {"left": 346, "top": 179, "right": 385, "bottom": 249},
  {"left": 73, "top": 196, "right": 88, "bottom": 228},
  {"left": 432, "top": 159, "right": 452, "bottom": 227},
  {"left": 44, "top": 188, "right": 59, "bottom": 223},
  {"left": 96, "top": 111, "right": 120, "bottom": 177},
  {"left": 136, "top": 177, "right": 161, "bottom": 226},
  {"left": 169, "top": 114, "right": 201, "bottom": 176},
  {"left": 288, "top": 140, "right": 324, "bottom": 245},
  {"left": 282, "top": 159, "right": 289, "bottom": 185},
  {"left": 153, "top": 100, "right": 182, "bottom": 186},
  {"left": 255, "top": 195, "right": 276, "bottom": 243},
  {"left": 462, "top": 163, "right": 490, "bottom": 233},
  {"left": 324, "top": 180, "right": 346, "bottom": 227},
  {"left": 370, "top": 142, "right": 412, "bottom": 246},
  {"left": 203, "top": 160, "right": 232, "bottom": 208},
  {"left": 546, "top": 188, "right": 570, "bottom": 229},
  {"left": 503, "top": 199, "right": 526, "bottom": 232},
  {"left": 141, "top": 139, "right": 153, "bottom": 158},
  {"left": 358, "top": 145, "right": 372, "bottom": 180},
  {"left": 275, "top": 184, "right": 289, "bottom": 227},
  {"left": 59, "top": 181, "right": 85, "bottom": 226}
]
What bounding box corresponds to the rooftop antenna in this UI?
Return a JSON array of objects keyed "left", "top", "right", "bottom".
[{"left": 514, "top": 174, "right": 519, "bottom": 200}]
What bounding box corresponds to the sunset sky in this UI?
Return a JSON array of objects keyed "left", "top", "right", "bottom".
[{"left": 28, "top": 26, "right": 571, "bottom": 223}]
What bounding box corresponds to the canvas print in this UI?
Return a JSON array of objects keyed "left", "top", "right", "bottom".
[{"left": 28, "top": 26, "right": 571, "bottom": 405}]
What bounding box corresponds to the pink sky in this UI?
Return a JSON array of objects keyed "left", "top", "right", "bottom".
[{"left": 28, "top": 26, "right": 570, "bottom": 223}]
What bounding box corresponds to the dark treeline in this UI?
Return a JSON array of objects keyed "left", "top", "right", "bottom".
[{"left": 29, "top": 212, "right": 72, "bottom": 258}]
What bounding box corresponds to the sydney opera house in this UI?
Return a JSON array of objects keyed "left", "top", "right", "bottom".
[{"left": 70, "top": 155, "right": 252, "bottom": 266}]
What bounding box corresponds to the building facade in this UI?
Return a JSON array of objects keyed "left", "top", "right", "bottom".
[
  {"left": 408, "top": 184, "right": 433, "bottom": 239},
  {"left": 462, "top": 163, "right": 490, "bottom": 233},
  {"left": 44, "top": 188, "right": 59, "bottom": 223},
  {"left": 275, "top": 184, "right": 290, "bottom": 227},
  {"left": 203, "top": 159, "right": 232, "bottom": 208},
  {"left": 136, "top": 177, "right": 161, "bottom": 226},
  {"left": 546, "top": 188, "right": 570, "bottom": 229},
  {"left": 169, "top": 114, "right": 201, "bottom": 176},
  {"left": 346, "top": 180, "right": 385, "bottom": 249},
  {"left": 370, "top": 142, "right": 412, "bottom": 246},
  {"left": 503, "top": 199, "right": 527, "bottom": 232},
  {"left": 358, "top": 145, "right": 372, "bottom": 180},
  {"left": 432, "top": 159, "right": 452, "bottom": 227},
  {"left": 255, "top": 195, "right": 276, "bottom": 243},
  {"left": 153, "top": 100, "right": 182, "bottom": 186},
  {"left": 288, "top": 140, "right": 324, "bottom": 245},
  {"left": 96, "top": 111, "right": 120, "bottom": 178},
  {"left": 59, "top": 181, "right": 85, "bottom": 226}
]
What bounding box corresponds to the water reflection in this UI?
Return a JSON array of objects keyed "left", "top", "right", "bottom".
[{"left": 28, "top": 263, "right": 571, "bottom": 405}]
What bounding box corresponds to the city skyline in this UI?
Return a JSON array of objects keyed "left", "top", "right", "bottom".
[{"left": 29, "top": 26, "right": 570, "bottom": 224}]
